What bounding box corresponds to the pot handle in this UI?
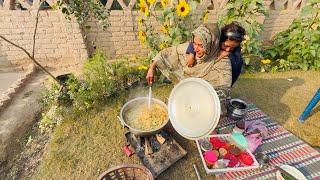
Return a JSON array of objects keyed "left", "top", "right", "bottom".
[{"left": 117, "top": 116, "right": 126, "bottom": 128}]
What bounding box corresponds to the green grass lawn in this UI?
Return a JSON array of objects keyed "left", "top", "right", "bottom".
[
  {"left": 33, "top": 70, "right": 320, "bottom": 179},
  {"left": 232, "top": 70, "right": 320, "bottom": 146},
  {"left": 33, "top": 84, "right": 210, "bottom": 180}
]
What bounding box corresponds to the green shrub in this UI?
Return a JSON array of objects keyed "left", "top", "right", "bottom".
[
  {"left": 40, "top": 83, "right": 60, "bottom": 108},
  {"left": 264, "top": 0, "right": 320, "bottom": 71},
  {"left": 41, "top": 51, "right": 148, "bottom": 115},
  {"left": 82, "top": 51, "right": 147, "bottom": 102},
  {"left": 39, "top": 113, "right": 56, "bottom": 133}
]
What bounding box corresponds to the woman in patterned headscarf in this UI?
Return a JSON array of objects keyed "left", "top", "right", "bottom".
[{"left": 146, "top": 22, "right": 244, "bottom": 89}]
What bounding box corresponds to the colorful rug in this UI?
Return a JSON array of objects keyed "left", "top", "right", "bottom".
[{"left": 215, "top": 103, "right": 320, "bottom": 180}]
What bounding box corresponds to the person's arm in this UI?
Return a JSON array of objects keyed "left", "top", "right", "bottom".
[
  {"left": 146, "top": 44, "right": 184, "bottom": 85},
  {"left": 146, "top": 47, "right": 172, "bottom": 85},
  {"left": 186, "top": 42, "right": 196, "bottom": 67},
  {"left": 146, "top": 60, "right": 157, "bottom": 85}
]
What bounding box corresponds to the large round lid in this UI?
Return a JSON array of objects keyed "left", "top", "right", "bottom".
[{"left": 168, "top": 78, "right": 221, "bottom": 140}]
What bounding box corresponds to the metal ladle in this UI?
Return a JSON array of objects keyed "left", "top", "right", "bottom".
[{"left": 148, "top": 85, "right": 152, "bottom": 109}]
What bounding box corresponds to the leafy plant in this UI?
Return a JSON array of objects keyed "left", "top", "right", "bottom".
[
  {"left": 39, "top": 113, "right": 56, "bottom": 133},
  {"left": 41, "top": 83, "right": 60, "bottom": 108},
  {"left": 218, "top": 0, "right": 268, "bottom": 65},
  {"left": 264, "top": 0, "right": 320, "bottom": 71},
  {"left": 82, "top": 51, "right": 146, "bottom": 101},
  {"left": 136, "top": 0, "right": 201, "bottom": 60},
  {"left": 41, "top": 51, "right": 149, "bottom": 115},
  {"left": 54, "top": 0, "right": 110, "bottom": 30},
  {"left": 259, "top": 59, "right": 272, "bottom": 72},
  {"left": 63, "top": 75, "right": 93, "bottom": 110}
]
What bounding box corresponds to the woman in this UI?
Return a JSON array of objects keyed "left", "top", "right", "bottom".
[{"left": 146, "top": 22, "right": 245, "bottom": 90}]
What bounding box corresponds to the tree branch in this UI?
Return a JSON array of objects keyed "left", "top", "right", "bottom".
[
  {"left": 0, "top": 35, "right": 62, "bottom": 85},
  {"left": 0, "top": 0, "right": 63, "bottom": 86},
  {"left": 0, "top": 35, "right": 33, "bottom": 59}
]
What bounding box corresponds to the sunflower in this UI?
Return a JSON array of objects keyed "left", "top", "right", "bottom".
[
  {"left": 203, "top": 10, "right": 209, "bottom": 22},
  {"left": 161, "top": 0, "right": 169, "bottom": 8},
  {"left": 139, "top": 0, "right": 149, "bottom": 17},
  {"left": 261, "top": 59, "right": 271, "bottom": 64},
  {"left": 137, "top": 17, "right": 144, "bottom": 27},
  {"left": 160, "top": 42, "right": 169, "bottom": 50},
  {"left": 176, "top": 0, "right": 190, "bottom": 17},
  {"left": 147, "top": 0, "right": 156, "bottom": 5},
  {"left": 139, "top": 0, "right": 147, "bottom": 6},
  {"left": 138, "top": 31, "right": 147, "bottom": 44},
  {"left": 160, "top": 22, "right": 169, "bottom": 34}
]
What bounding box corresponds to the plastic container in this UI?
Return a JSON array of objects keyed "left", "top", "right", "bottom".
[
  {"left": 229, "top": 132, "right": 248, "bottom": 150},
  {"left": 196, "top": 134, "right": 259, "bottom": 174},
  {"left": 200, "top": 139, "right": 213, "bottom": 151},
  {"left": 203, "top": 150, "right": 218, "bottom": 169}
]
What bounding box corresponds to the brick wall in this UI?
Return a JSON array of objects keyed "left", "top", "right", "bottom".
[
  {"left": 0, "top": 10, "right": 88, "bottom": 69},
  {"left": 85, "top": 0, "right": 306, "bottom": 59},
  {"left": 0, "top": 0, "right": 307, "bottom": 69},
  {"left": 85, "top": 11, "right": 150, "bottom": 59}
]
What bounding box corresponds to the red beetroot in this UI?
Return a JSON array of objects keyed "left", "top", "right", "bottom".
[
  {"left": 224, "top": 153, "right": 237, "bottom": 161},
  {"left": 239, "top": 152, "right": 254, "bottom": 166},
  {"left": 228, "top": 160, "right": 239, "bottom": 167},
  {"left": 223, "top": 153, "right": 239, "bottom": 167},
  {"left": 210, "top": 137, "right": 228, "bottom": 149}
]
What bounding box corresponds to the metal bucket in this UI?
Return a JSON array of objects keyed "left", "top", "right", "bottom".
[
  {"left": 227, "top": 98, "right": 248, "bottom": 120},
  {"left": 118, "top": 97, "right": 169, "bottom": 136}
]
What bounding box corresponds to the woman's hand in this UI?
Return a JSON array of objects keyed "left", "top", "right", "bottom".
[
  {"left": 146, "top": 63, "right": 156, "bottom": 85},
  {"left": 186, "top": 54, "right": 196, "bottom": 67}
]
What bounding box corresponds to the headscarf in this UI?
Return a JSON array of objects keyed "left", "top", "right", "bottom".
[
  {"left": 191, "top": 23, "right": 220, "bottom": 63},
  {"left": 153, "top": 23, "right": 232, "bottom": 87}
]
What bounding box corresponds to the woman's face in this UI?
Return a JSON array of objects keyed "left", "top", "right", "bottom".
[
  {"left": 193, "top": 36, "right": 206, "bottom": 58},
  {"left": 220, "top": 39, "right": 240, "bottom": 52}
]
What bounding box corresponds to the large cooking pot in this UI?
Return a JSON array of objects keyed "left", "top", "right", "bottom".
[
  {"left": 118, "top": 97, "right": 169, "bottom": 136},
  {"left": 118, "top": 78, "right": 222, "bottom": 139}
]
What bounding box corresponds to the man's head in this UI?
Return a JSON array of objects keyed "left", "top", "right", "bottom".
[{"left": 220, "top": 22, "right": 246, "bottom": 52}]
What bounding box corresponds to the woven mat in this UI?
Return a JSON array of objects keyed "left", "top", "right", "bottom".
[{"left": 215, "top": 103, "right": 320, "bottom": 180}]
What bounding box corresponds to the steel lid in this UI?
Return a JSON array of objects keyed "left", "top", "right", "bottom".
[{"left": 168, "top": 78, "right": 221, "bottom": 140}]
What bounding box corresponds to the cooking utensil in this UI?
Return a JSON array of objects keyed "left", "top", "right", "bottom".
[
  {"left": 227, "top": 98, "right": 248, "bottom": 120},
  {"left": 118, "top": 97, "right": 169, "bottom": 136},
  {"left": 148, "top": 86, "right": 152, "bottom": 109}
]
